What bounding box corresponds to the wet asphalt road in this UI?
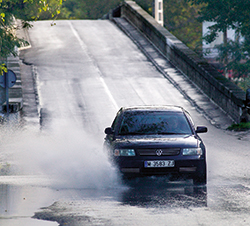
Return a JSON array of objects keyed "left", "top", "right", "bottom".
[{"left": 1, "top": 20, "right": 250, "bottom": 226}]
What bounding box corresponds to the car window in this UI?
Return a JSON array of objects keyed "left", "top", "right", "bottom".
[
  {"left": 118, "top": 111, "right": 192, "bottom": 135},
  {"left": 111, "top": 109, "right": 122, "bottom": 129},
  {"left": 184, "top": 111, "right": 195, "bottom": 130}
]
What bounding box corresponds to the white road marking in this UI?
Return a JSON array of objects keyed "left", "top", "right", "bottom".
[
  {"left": 69, "top": 21, "right": 119, "bottom": 111},
  {"left": 99, "top": 77, "right": 119, "bottom": 111}
]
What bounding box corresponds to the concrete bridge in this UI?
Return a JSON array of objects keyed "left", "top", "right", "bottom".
[
  {"left": 2, "top": 0, "right": 247, "bottom": 124},
  {"left": 106, "top": 1, "right": 246, "bottom": 124}
]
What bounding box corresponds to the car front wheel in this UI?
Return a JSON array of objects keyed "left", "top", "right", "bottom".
[{"left": 193, "top": 171, "right": 207, "bottom": 185}]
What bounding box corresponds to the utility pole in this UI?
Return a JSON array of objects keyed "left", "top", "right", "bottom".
[{"left": 155, "top": 0, "right": 164, "bottom": 26}]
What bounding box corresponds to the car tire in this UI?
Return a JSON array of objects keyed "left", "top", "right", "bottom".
[{"left": 193, "top": 172, "right": 207, "bottom": 185}]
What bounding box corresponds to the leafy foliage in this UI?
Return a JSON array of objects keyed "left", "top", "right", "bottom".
[
  {"left": 189, "top": 0, "right": 250, "bottom": 82},
  {"left": 135, "top": 0, "right": 203, "bottom": 52},
  {"left": 227, "top": 122, "right": 250, "bottom": 131},
  {"left": 190, "top": 0, "right": 250, "bottom": 40},
  {"left": 163, "top": 0, "right": 202, "bottom": 52},
  {"left": 58, "top": 0, "right": 121, "bottom": 19},
  {"left": 0, "top": 0, "right": 64, "bottom": 75}
]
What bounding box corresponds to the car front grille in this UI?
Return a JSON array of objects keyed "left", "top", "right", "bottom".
[{"left": 137, "top": 148, "right": 180, "bottom": 156}]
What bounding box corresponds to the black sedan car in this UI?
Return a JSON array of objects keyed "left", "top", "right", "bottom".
[{"left": 104, "top": 106, "right": 208, "bottom": 184}]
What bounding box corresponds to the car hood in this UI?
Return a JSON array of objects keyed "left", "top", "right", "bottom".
[{"left": 113, "top": 134, "right": 200, "bottom": 149}]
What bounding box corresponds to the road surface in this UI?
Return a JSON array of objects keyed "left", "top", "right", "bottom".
[{"left": 1, "top": 20, "right": 250, "bottom": 226}]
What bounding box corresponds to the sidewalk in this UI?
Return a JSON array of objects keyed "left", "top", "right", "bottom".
[
  {"left": 2, "top": 19, "right": 30, "bottom": 116},
  {"left": 2, "top": 20, "right": 40, "bottom": 127}
]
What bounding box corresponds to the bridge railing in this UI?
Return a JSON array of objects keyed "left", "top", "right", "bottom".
[{"left": 110, "top": 0, "right": 246, "bottom": 123}]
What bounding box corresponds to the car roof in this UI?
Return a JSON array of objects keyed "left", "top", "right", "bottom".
[{"left": 120, "top": 105, "right": 185, "bottom": 113}]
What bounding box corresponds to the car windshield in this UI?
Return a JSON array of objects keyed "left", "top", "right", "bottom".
[{"left": 118, "top": 111, "right": 192, "bottom": 135}]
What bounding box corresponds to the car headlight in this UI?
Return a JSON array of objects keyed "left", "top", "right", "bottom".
[
  {"left": 114, "top": 149, "right": 136, "bottom": 156},
  {"left": 182, "top": 148, "right": 202, "bottom": 156}
]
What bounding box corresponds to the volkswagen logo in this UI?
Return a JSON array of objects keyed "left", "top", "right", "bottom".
[{"left": 156, "top": 149, "right": 163, "bottom": 156}]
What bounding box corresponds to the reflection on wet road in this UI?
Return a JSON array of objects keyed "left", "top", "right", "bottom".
[
  {"left": 121, "top": 178, "right": 207, "bottom": 208},
  {"left": 1, "top": 121, "right": 249, "bottom": 225},
  {"left": 33, "top": 178, "right": 207, "bottom": 226},
  {"left": 1, "top": 19, "right": 250, "bottom": 225}
]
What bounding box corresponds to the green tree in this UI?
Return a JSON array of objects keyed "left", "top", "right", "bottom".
[
  {"left": 58, "top": 0, "right": 121, "bottom": 19},
  {"left": 135, "top": 0, "right": 202, "bottom": 51},
  {"left": 163, "top": 0, "right": 202, "bottom": 52},
  {"left": 189, "top": 0, "right": 250, "bottom": 83},
  {"left": 0, "top": 0, "right": 64, "bottom": 74}
]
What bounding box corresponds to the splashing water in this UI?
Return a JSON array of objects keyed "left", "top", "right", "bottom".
[{"left": 0, "top": 121, "right": 121, "bottom": 189}]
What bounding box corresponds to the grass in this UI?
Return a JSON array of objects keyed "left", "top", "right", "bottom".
[{"left": 227, "top": 122, "right": 250, "bottom": 131}]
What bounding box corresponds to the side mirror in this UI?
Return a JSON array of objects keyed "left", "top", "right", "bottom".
[
  {"left": 104, "top": 127, "right": 114, "bottom": 135},
  {"left": 195, "top": 126, "right": 208, "bottom": 133}
]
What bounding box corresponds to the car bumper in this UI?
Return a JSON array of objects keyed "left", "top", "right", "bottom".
[{"left": 114, "top": 157, "right": 206, "bottom": 178}]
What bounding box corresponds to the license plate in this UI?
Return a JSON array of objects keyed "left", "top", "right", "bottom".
[{"left": 144, "top": 160, "right": 175, "bottom": 168}]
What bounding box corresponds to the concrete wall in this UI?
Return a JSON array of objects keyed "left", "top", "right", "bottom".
[{"left": 114, "top": 0, "right": 246, "bottom": 123}]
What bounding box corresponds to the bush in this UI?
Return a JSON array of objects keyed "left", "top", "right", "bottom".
[{"left": 227, "top": 122, "right": 250, "bottom": 131}]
